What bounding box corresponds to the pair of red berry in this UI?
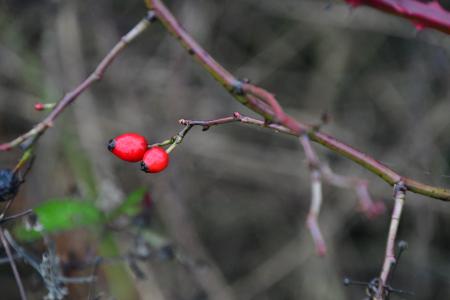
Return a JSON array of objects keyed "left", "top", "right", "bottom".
[{"left": 108, "top": 133, "right": 169, "bottom": 173}]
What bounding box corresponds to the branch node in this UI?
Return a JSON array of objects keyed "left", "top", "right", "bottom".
[{"left": 178, "top": 119, "right": 188, "bottom": 126}]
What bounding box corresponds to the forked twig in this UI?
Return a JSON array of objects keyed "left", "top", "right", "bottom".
[
  {"left": 299, "top": 135, "right": 383, "bottom": 256},
  {"left": 375, "top": 182, "right": 406, "bottom": 299},
  {"left": 179, "top": 112, "right": 292, "bottom": 135},
  {"left": 176, "top": 114, "right": 383, "bottom": 256}
]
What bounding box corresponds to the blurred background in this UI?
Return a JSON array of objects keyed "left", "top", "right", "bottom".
[{"left": 0, "top": 0, "right": 450, "bottom": 299}]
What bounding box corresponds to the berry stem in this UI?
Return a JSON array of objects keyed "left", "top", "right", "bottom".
[
  {"left": 165, "top": 125, "right": 193, "bottom": 154},
  {"left": 148, "top": 138, "right": 174, "bottom": 148}
]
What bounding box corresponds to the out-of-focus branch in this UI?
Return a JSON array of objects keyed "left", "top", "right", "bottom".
[
  {"left": 375, "top": 182, "right": 406, "bottom": 299},
  {"left": 0, "top": 14, "right": 155, "bottom": 152},
  {"left": 320, "top": 166, "right": 385, "bottom": 218},
  {"left": 145, "top": 0, "right": 450, "bottom": 202},
  {"left": 0, "top": 148, "right": 35, "bottom": 222},
  {"left": 299, "top": 135, "right": 383, "bottom": 256},
  {"left": 0, "top": 229, "right": 27, "bottom": 300},
  {"left": 0, "top": 209, "right": 33, "bottom": 224},
  {"left": 345, "top": 0, "right": 450, "bottom": 35},
  {"left": 299, "top": 135, "right": 326, "bottom": 256}
]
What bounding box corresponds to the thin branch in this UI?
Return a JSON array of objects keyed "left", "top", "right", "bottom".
[
  {"left": 0, "top": 148, "right": 35, "bottom": 223},
  {"left": 145, "top": 0, "right": 450, "bottom": 202},
  {"left": 0, "top": 209, "right": 33, "bottom": 224},
  {"left": 320, "top": 166, "right": 385, "bottom": 218},
  {"left": 0, "top": 13, "right": 155, "bottom": 152},
  {"left": 298, "top": 134, "right": 384, "bottom": 256},
  {"left": 346, "top": 0, "right": 450, "bottom": 35},
  {"left": 0, "top": 229, "right": 28, "bottom": 300},
  {"left": 306, "top": 169, "right": 327, "bottom": 256},
  {"left": 300, "top": 133, "right": 384, "bottom": 216},
  {"left": 376, "top": 182, "right": 406, "bottom": 300},
  {"left": 179, "top": 112, "right": 293, "bottom": 135},
  {"left": 299, "top": 135, "right": 326, "bottom": 256},
  {"left": 182, "top": 111, "right": 381, "bottom": 247},
  {"left": 181, "top": 113, "right": 383, "bottom": 221}
]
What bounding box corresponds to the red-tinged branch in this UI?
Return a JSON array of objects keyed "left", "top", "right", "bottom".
[
  {"left": 346, "top": 0, "right": 450, "bottom": 35},
  {"left": 145, "top": 0, "right": 450, "bottom": 202},
  {"left": 0, "top": 14, "right": 155, "bottom": 152}
]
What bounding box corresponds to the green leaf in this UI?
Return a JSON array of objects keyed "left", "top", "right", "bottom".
[
  {"left": 15, "top": 198, "right": 104, "bottom": 240},
  {"left": 107, "top": 187, "right": 147, "bottom": 221}
]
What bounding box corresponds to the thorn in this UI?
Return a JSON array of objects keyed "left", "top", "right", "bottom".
[
  {"left": 320, "top": 110, "right": 331, "bottom": 125},
  {"left": 397, "top": 240, "right": 408, "bottom": 251},
  {"left": 343, "top": 277, "right": 369, "bottom": 287},
  {"left": 343, "top": 277, "right": 351, "bottom": 286}
]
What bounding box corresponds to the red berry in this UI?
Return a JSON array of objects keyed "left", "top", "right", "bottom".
[
  {"left": 108, "top": 133, "right": 148, "bottom": 162},
  {"left": 34, "top": 102, "right": 44, "bottom": 111},
  {"left": 140, "top": 147, "right": 169, "bottom": 173}
]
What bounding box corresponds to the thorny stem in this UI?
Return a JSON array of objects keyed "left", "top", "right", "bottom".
[
  {"left": 346, "top": 0, "right": 450, "bottom": 35},
  {"left": 0, "top": 13, "right": 155, "bottom": 152},
  {"left": 0, "top": 229, "right": 28, "bottom": 300},
  {"left": 145, "top": 0, "right": 450, "bottom": 202},
  {"left": 376, "top": 182, "right": 406, "bottom": 300}
]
